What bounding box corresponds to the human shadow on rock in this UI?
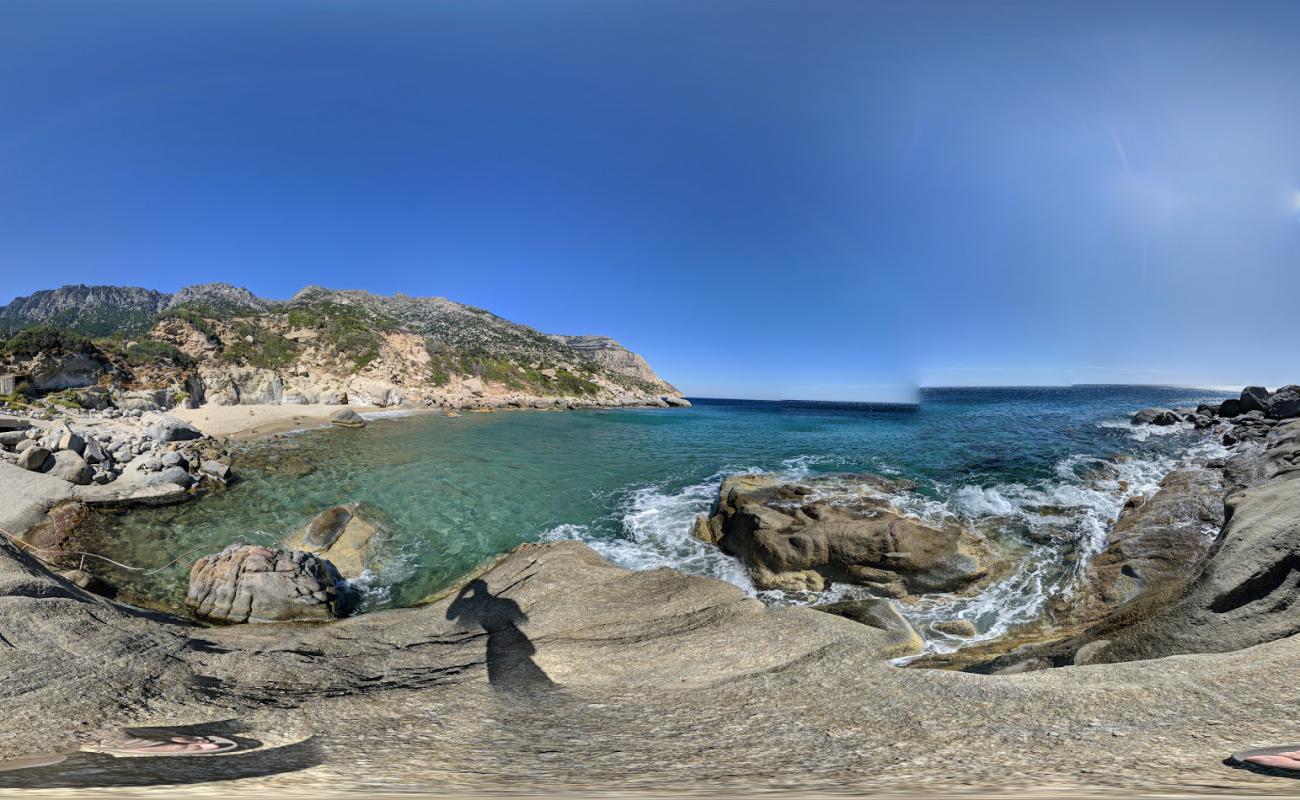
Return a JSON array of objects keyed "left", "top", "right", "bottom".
[{"left": 446, "top": 577, "right": 555, "bottom": 691}]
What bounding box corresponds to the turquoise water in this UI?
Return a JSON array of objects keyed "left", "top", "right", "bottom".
[{"left": 95, "top": 386, "right": 1231, "bottom": 649}]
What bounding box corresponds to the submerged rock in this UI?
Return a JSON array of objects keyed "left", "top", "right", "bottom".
[
  {"left": 285, "top": 504, "right": 379, "bottom": 579},
  {"left": 695, "top": 474, "right": 987, "bottom": 595},
  {"left": 186, "top": 543, "right": 347, "bottom": 624}
]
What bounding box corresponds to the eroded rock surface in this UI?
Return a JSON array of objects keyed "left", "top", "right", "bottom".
[
  {"left": 186, "top": 543, "right": 346, "bottom": 623},
  {"left": 694, "top": 473, "right": 987, "bottom": 594}
]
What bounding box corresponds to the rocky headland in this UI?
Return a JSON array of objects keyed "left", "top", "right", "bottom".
[
  {"left": 3, "top": 385, "right": 1300, "bottom": 794},
  {"left": 0, "top": 282, "right": 690, "bottom": 415}
]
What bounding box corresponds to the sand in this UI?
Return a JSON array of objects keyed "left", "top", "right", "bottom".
[{"left": 170, "top": 404, "right": 392, "bottom": 440}]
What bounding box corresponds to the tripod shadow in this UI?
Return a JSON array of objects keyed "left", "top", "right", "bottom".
[{"left": 446, "top": 578, "right": 555, "bottom": 691}]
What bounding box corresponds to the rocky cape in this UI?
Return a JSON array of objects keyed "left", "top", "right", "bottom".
[{"left": 0, "top": 282, "right": 690, "bottom": 413}]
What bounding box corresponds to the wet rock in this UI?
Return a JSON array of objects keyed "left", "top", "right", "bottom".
[
  {"left": 698, "top": 474, "right": 987, "bottom": 595},
  {"left": 285, "top": 504, "right": 380, "bottom": 579},
  {"left": 199, "top": 459, "right": 231, "bottom": 483},
  {"left": 933, "top": 619, "right": 979, "bottom": 638},
  {"left": 1131, "top": 407, "right": 1181, "bottom": 426},
  {"left": 329, "top": 408, "right": 366, "bottom": 428},
  {"left": 186, "top": 543, "right": 346, "bottom": 623}
]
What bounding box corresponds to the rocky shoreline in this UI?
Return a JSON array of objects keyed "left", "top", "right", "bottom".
[{"left": 3, "top": 386, "right": 1300, "bottom": 793}]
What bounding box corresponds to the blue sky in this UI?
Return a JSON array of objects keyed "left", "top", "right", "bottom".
[{"left": 2, "top": 1, "right": 1298, "bottom": 400}]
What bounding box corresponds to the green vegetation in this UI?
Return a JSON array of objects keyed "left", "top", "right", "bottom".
[
  {"left": 1, "top": 326, "right": 95, "bottom": 358},
  {"left": 0, "top": 307, "right": 157, "bottom": 338},
  {"left": 159, "top": 307, "right": 218, "bottom": 338},
  {"left": 287, "top": 301, "right": 397, "bottom": 371},
  {"left": 422, "top": 337, "right": 599, "bottom": 395},
  {"left": 125, "top": 339, "right": 195, "bottom": 368},
  {"left": 220, "top": 322, "right": 297, "bottom": 369},
  {"left": 47, "top": 389, "right": 83, "bottom": 409}
]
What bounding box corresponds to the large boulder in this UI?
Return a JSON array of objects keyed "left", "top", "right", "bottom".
[
  {"left": 186, "top": 543, "right": 347, "bottom": 623},
  {"left": 0, "top": 417, "right": 33, "bottom": 432},
  {"left": 143, "top": 414, "right": 202, "bottom": 443},
  {"left": 45, "top": 450, "right": 93, "bottom": 485},
  {"left": 1218, "top": 398, "right": 1241, "bottom": 418},
  {"left": 1266, "top": 385, "right": 1300, "bottom": 420},
  {"left": 16, "top": 446, "right": 52, "bottom": 471},
  {"left": 1240, "top": 386, "right": 1271, "bottom": 415},
  {"left": 1131, "top": 407, "right": 1181, "bottom": 426},
  {"left": 694, "top": 474, "right": 987, "bottom": 595},
  {"left": 329, "top": 408, "right": 366, "bottom": 428}
]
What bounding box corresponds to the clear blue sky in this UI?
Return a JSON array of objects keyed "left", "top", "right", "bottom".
[{"left": 2, "top": 1, "right": 1298, "bottom": 399}]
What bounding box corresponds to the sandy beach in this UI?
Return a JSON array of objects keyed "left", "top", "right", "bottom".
[{"left": 171, "top": 404, "right": 393, "bottom": 440}]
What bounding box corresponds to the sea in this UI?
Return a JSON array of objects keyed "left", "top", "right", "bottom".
[{"left": 91, "top": 385, "right": 1234, "bottom": 655}]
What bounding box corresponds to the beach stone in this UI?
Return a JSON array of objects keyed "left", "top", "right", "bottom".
[
  {"left": 46, "top": 450, "right": 93, "bottom": 485},
  {"left": 58, "top": 569, "right": 117, "bottom": 598},
  {"left": 13, "top": 438, "right": 34, "bottom": 453},
  {"left": 813, "top": 598, "right": 924, "bottom": 658},
  {"left": 699, "top": 473, "right": 986, "bottom": 595},
  {"left": 16, "top": 446, "right": 52, "bottom": 472},
  {"left": 329, "top": 408, "right": 366, "bottom": 428},
  {"left": 160, "top": 450, "right": 187, "bottom": 469},
  {"left": 186, "top": 543, "right": 345, "bottom": 623},
  {"left": 0, "top": 430, "right": 28, "bottom": 449}
]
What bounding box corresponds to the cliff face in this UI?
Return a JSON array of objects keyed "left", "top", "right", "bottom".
[{"left": 0, "top": 283, "right": 687, "bottom": 411}]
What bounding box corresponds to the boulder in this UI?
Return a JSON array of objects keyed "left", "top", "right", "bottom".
[
  {"left": 55, "top": 428, "right": 86, "bottom": 456},
  {"left": 285, "top": 504, "right": 380, "bottom": 579},
  {"left": 186, "top": 543, "right": 347, "bottom": 623},
  {"left": 1267, "top": 385, "right": 1300, "bottom": 420},
  {"left": 1130, "top": 407, "right": 1181, "bottom": 426},
  {"left": 813, "top": 599, "right": 924, "bottom": 658},
  {"left": 0, "top": 416, "right": 33, "bottom": 432},
  {"left": 932, "top": 619, "right": 978, "bottom": 638},
  {"left": 200, "top": 459, "right": 231, "bottom": 483},
  {"left": 1240, "top": 386, "right": 1271, "bottom": 415},
  {"left": 0, "top": 430, "right": 28, "bottom": 449},
  {"left": 16, "top": 446, "right": 52, "bottom": 471},
  {"left": 1219, "top": 398, "right": 1241, "bottom": 418},
  {"left": 46, "top": 450, "right": 93, "bottom": 485},
  {"left": 115, "top": 390, "right": 165, "bottom": 412},
  {"left": 697, "top": 474, "right": 987, "bottom": 595},
  {"left": 143, "top": 465, "right": 194, "bottom": 488},
  {"left": 143, "top": 414, "right": 202, "bottom": 443},
  {"left": 662, "top": 395, "right": 692, "bottom": 408},
  {"left": 329, "top": 408, "right": 366, "bottom": 428}
]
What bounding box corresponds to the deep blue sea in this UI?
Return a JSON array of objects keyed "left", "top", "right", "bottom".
[{"left": 98, "top": 385, "right": 1233, "bottom": 653}]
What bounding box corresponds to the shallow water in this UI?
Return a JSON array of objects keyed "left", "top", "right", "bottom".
[{"left": 92, "top": 386, "right": 1231, "bottom": 651}]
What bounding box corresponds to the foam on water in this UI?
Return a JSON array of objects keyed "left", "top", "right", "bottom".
[{"left": 560, "top": 421, "right": 1228, "bottom": 658}]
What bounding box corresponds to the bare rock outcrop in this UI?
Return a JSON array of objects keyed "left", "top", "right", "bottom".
[
  {"left": 186, "top": 543, "right": 347, "bottom": 624},
  {"left": 694, "top": 473, "right": 988, "bottom": 594}
]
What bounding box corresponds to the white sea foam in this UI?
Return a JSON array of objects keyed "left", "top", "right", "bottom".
[{"left": 539, "top": 424, "right": 1223, "bottom": 659}]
